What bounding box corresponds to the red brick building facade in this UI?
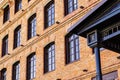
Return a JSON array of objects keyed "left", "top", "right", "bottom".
[{"left": 0, "top": 0, "right": 119, "bottom": 80}]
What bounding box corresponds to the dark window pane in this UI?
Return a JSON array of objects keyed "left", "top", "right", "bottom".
[
  {"left": 66, "top": 34, "right": 80, "bottom": 64},
  {"left": 27, "top": 53, "right": 36, "bottom": 80},
  {"left": 65, "top": 0, "right": 78, "bottom": 15},
  {"left": 28, "top": 14, "right": 36, "bottom": 39},
  {"left": 15, "top": 0, "right": 22, "bottom": 13},
  {"left": 44, "top": 1, "right": 55, "bottom": 29},
  {"left": 12, "top": 62, "right": 20, "bottom": 80},
  {"left": 3, "top": 5, "right": 10, "bottom": 23},
  {"left": 2, "top": 35, "right": 8, "bottom": 57},
  {"left": 44, "top": 42, "right": 55, "bottom": 73},
  {"left": 14, "top": 25, "right": 21, "bottom": 49},
  {"left": 1, "top": 68, "right": 6, "bottom": 80}
]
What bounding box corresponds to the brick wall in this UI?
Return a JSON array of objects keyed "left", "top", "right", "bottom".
[{"left": 0, "top": 0, "right": 120, "bottom": 80}]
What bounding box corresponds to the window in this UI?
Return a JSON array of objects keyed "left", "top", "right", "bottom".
[
  {"left": 64, "top": 0, "right": 78, "bottom": 15},
  {"left": 27, "top": 53, "right": 36, "bottom": 80},
  {"left": 12, "top": 61, "right": 20, "bottom": 80},
  {"left": 1, "top": 68, "right": 6, "bottom": 80},
  {"left": 15, "top": 0, "right": 22, "bottom": 13},
  {"left": 2, "top": 35, "right": 8, "bottom": 57},
  {"left": 44, "top": 1, "right": 55, "bottom": 28},
  {"left": 3, "top": 5, "right": 10, "bottom": 23},
  {"left": 14, "top": 25, "right": 21, "bottom": 49},
  {"left": 44, "top": 42, "right": 55, "bottom": 73},
  {"left": 28, "top": 14, "right": 36, "bottom": 40},
  {"left": 92, "top": 71, "right": 118, "bottom": 80},
  {"left": 65, "top": 34, "right": 80, "bottom": 64}
]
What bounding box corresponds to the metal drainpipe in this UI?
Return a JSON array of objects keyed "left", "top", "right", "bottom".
[{"left": 94, "top": 47, "right": 102, "bottom": 80}]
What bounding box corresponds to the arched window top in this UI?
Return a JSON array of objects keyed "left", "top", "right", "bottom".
[
  {"left": 13, "top": 61, "right": 20, "bottom": 65},
  {"left": 1, "top": 68, "right": 6, "bottom": 72},
  {"left": 28, "top": 13, "right": 36, "bottom": 22},
  {"left": 45, "top": 0, "right": 54, "bottom": 8},
  {"left": 3, "top": 34, "right": 8, "bottom": 40},
  {"left": 1, "top": 68, "right": 6, "bottom": 80},
  {"left": 27, "top": 52, "right": 36, "bottom": 58},
  {"left": 65, "top": 32, "right": 79, "bottom": 38},
  {"left": 44, "top": 42, "right": 55, "bottom": 49},
  {"left": 15, "top": 25, "right": 21, "bottom": 31}
]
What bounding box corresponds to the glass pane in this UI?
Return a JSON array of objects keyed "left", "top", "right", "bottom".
[
  {"left": 71, "top": 55, "right": 75, "bottom": 62},
  {"left": 52, "top": 57, "right": 55, "bottom": 63},
  {"left": 70, "top": 48, "right": 74, "bottom": 54},
  {"left": 69, "top": 7, "right": 73, "bottom": 13},
  {"left": 49, "top": 58, "right": 52, "bottom": 64},
  {"left": 76, "top": 52, "right": 79, "bottom": 60},
  {"left": 70, "top": 41, "right": 74, "bottom": 48},
  {"left": 75, "top": 39, "right": 79, "bottom": 45},
  {"left": 48, "top": 47, "right": 51, "bottom": 51},
  {"left": 48, "top": 22, "right": 51, "bottom": 26},
  {"left": 74, "top": 0, "right": 77, "bottom": 3},
  {"left": 48, "top": 16, "right": 51, "bottom": 21},
  {"left": 76, "top": 45, "right": 79, "bottom": 52},
  {"left": 52, "top": 64, "right": 55, "bottom": 70},
  {"left": 52, "top": 7, "right": 54, "bottom": 13},
  {"left": 52, "top": 20, "right": 54, "bottom": 25},
  {"left": 49, "top": 65, "right": 52, "bottom": 71},
  {"left": 49, "top": 52, "right": 52, "bottom": 58},
  {"left": 52, "top": 51, "right": 55, "bottom": 56}
]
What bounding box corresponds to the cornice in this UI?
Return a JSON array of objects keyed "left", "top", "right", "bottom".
[{"left": 0, "top": 1, "right": 100, "bottom": 65}]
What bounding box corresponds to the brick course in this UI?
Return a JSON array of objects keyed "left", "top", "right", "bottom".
[{"left": 0, "top": 0, "right": 120, "bottom": 80}]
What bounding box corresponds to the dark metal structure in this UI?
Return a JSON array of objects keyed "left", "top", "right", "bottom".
[{"left": 68, "top": 0, "right": 120, "bottom": 80}]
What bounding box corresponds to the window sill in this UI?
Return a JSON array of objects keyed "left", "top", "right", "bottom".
[
  {"left": 27, "top": 35, "right": 39, "bottom": 43},
  {"left": 14, "top": 8, "right": 23, "bottom": 15},
  {"left": 43, "top": 23, "right": 58, "bottom": 34},
  {"left": 0, "top": 53, "right": 10, "bottom": 61},
  {"left": 65, "top": 59, "right": 80, "bottom": 66},
  {"left": 63, "top": 8, "right": 80, "bottom": 21},
  {"left": 13, "top": 45, "right": 23, "bottom": 52},
  {"left": 2, "top": 19, "right": 11, "bottom": 27},
  {"left": 44, "top": 69, "right": 55, "bottom": 75}
]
